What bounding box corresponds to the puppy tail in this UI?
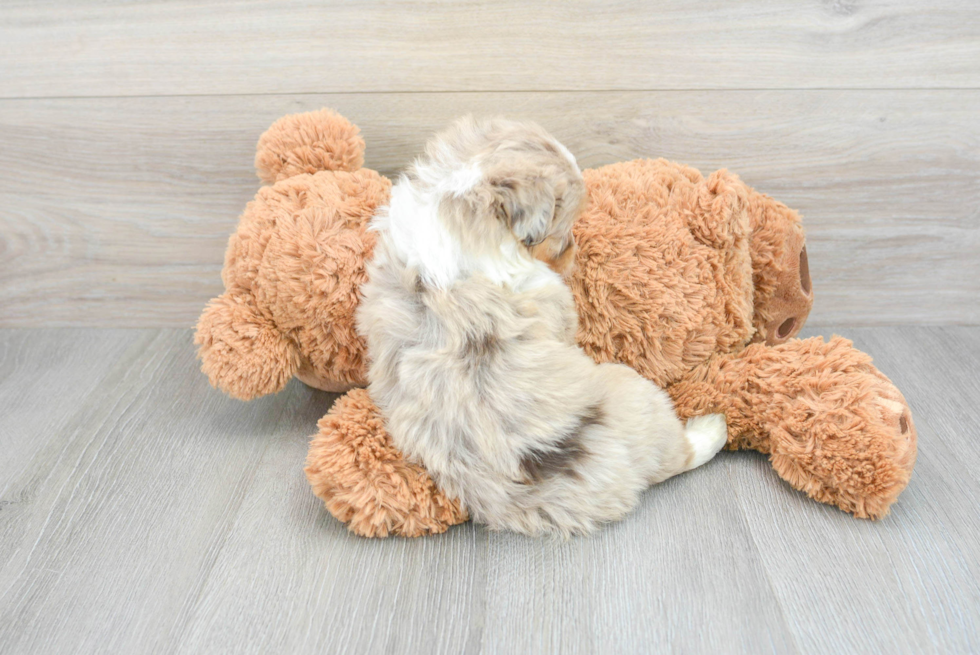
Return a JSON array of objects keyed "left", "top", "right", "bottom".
[{"left": 684, "top": 413, "right": 729, "bottom": 471}]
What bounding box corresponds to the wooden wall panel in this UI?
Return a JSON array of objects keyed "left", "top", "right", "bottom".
[
  {"left": 2, "top": 91, "right": 977, "bottom": 326},
  {"left": 1, "top": 1, "right": 979, "bottom": 98}
]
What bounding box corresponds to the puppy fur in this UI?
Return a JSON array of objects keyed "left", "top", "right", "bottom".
[{"left": 357, "top": 116, "right": 727, "bottom": 536}]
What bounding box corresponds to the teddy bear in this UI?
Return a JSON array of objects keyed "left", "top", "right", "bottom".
[{"left": 196, "top": 109, "right": 917, "bottom": 538}]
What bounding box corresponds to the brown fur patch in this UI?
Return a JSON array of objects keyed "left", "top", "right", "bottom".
[
  {"left": 581, "top": 403, "right": 605, "bottom": 428},
  {"left": 521, "top": 435, "right": 587, "bottom": 483},
  {"left": 520, "top": 405, "right": 601, "bottom": 482},
  {"left": 463, "top": 333, "right": 499, "bottom": 360}
]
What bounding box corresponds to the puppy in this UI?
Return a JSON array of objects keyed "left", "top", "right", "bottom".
[{"left": 357, "top": 116, "right": 727, "bottom": 536}]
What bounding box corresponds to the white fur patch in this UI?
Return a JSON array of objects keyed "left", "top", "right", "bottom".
[
  {"left": 375, "top": 176, "right": 560, "bottom": 291},
  {"left": 443, "top": 164, "right": 483, "bottom": 197},
  {"left": 684, "top": 413, "right": 728, "bottom": 470},
  {"left": 375, "top": 182, "right": 464, "bottom": 289}
]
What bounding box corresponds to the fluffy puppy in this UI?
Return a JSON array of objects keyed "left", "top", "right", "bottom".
[{"left": 357, "top": 116, "right": 727, "bottom": 536}]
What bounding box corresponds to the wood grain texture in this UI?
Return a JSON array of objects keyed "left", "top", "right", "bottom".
[
  {"left": 728, "top": 326, "right": 980, "bottom": 654},
  {"left": 2, "top": 1, "right": 979, "bottom": 98},
  {"left": 0, "top": 327, "right": 977, "bottom": 654},
  {"left": 2, "top": 91, "right": 978, "bottom": 327},
  {"left": 0, "top": 329, "right": 342, "bottom": 654},
  {"left": 0, "top": 329, "right": 149, "bottom": 572}
]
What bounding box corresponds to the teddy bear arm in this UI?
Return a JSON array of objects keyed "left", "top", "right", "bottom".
[
  {"left": 669, "top": 336, "right": 916, "bottom": 519},
  {"left": 305, "top": 389, "right": 468, "bottom": 538},
  {"left": 194, "top": 291, "right": 301, "bottom": 401}
]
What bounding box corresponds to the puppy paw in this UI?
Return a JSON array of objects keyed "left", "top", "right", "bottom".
[{"left": 684, "top": 413, "right": 728, "bottom": 470}]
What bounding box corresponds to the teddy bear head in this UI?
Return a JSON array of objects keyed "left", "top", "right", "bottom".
[{"left": 196, "top": 110, "right": 388, "bottom": 400}]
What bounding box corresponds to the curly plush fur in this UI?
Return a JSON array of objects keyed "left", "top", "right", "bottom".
[
  {"left": 670, "top": 336, "right": 916, "bottom": 519},
  {"left": 195, "top": 109, "right": 917, "bottom": 536},
  {"left": 305, "top": 388, "right": 468, "bottom": 537}
]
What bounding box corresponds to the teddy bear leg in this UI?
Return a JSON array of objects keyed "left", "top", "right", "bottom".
[
  {"left": 669, "top": 337, "right": 917, "bottom": 519},
  {"left": 305, "top": 389, "right": 468, "bottom": 538},
  {"left": 194, "top": 291, "right": 301, "bottom": 401}
]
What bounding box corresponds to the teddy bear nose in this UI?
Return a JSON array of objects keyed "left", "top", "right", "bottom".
[
  {"left": 769, "top": 246, "right": 812, "bottom": 340},
  {"left": 776, "top": 317, "right": 798, "bottom": 340},
  {"left": 761, "top": 240, "right": 814, "bottom": 346},
  {"left": 799, "top": 245, "right": 811, "bottom": 296},
  {"left": 770, "top": 245, "right": 813, "bottom": 341}
]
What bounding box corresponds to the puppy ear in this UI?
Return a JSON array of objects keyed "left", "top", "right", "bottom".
[{"left": 488, "top": 177, "right": 554, "bottom": 247}]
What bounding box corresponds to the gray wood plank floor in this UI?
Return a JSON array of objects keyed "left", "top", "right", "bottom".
[{"left": 0, "top": 327, "right": 977, "bottom": 654}]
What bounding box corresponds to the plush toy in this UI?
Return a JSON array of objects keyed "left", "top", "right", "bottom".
[{"left": 196, "top": 109, "right": 917, "bottom": 538}]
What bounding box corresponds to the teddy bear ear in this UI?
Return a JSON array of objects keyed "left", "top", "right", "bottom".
[{"left": 254, "top": 108, "right": 366, "bottom": 184}]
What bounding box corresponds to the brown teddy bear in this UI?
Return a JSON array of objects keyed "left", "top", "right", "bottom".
[{"left": 196, "top": 109, "right": 917, "bottom": 538}]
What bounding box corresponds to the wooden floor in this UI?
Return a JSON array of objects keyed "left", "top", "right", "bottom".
[{"left": 0, "top": 326, "right": 977, "bottom": 654}]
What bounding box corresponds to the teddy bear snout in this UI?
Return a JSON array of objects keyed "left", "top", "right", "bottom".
[
  {"left": 874, "top": 394, "right": 918, "bottom": 475},
  {"left": 761, "top": 242, "right": 814, "bottom": 345}
]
